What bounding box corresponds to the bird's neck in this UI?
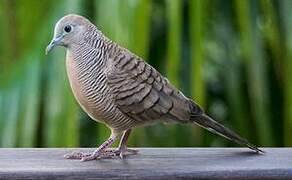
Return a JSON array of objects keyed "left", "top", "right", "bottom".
[
  {"left": 65, "top": 41, "right": 107, "bottom": 95},
  {"left": 67, "top": 44, "right": 107, "bottom": 76}
]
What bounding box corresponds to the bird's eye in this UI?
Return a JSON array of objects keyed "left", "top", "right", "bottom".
[{"left": 64, "top": 25, "right": 72, "bottom": 33}]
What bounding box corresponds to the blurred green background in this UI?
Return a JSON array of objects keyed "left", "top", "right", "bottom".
[{"left": 0, "top": 0, "right": 290, "bottom": 148}]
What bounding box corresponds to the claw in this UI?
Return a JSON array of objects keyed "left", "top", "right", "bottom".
[
  {"left": 115, "top": 147, "right": 138, "bottom": 159},
  {"left": 120, "top": 152, "right": 124, "bottom": 159},
  {"left": 81, "top": 154, "right": 98, "bottom": 162}
]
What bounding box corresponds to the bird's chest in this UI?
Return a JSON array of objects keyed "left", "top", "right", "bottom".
[{"left": 66, "top": 51, "right": 112, "bottom": 122}]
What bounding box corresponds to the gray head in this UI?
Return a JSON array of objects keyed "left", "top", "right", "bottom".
[{"left": 46, "top": 14, "right": 98, "bottom": 54}]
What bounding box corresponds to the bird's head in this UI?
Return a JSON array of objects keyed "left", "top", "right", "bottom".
[{"left": 46, "top": 14, "right": 94, "bottom": 54}]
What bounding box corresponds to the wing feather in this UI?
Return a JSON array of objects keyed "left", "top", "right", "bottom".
[{"left": 107, "top": 48, "right": 191, "bottom": 124}]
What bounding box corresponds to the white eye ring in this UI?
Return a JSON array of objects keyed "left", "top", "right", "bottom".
[{"left": 64, "top": 25, "right": 73, "bottom": 33}]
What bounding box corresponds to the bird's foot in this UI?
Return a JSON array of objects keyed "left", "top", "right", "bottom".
[
  {"left": 82, "top": 147, "right": 138, "bottom": 159},
  {"left": 64, "top": 150, "right": 110, "bottom": 161},
  {"left": 64, "top": 147, "right": 138, "bottom": 161}
]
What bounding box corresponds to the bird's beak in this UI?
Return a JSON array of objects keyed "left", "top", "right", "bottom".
[{"left": 45, "top": 35, "right": 63, "bottom": 55}]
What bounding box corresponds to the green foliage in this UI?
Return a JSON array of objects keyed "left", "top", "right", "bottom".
[
  {"left": 0, "top": 0, "right": 289, "bottom": 148},
  {"left": 234, "top": 0, "right": 274, "bottom": 146},
  {"left": 166, "top": 0, "right": 181, "bottom": 88},
  {"left": 280, "top": 0, "right": 292, "bottom": 146},
  {"left": 189, "top": 0, "right": 206, "bottom": 146}
]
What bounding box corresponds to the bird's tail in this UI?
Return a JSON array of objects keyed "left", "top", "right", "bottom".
[{"left": 189, "top": 101, "right": 264, "bottom": 153}]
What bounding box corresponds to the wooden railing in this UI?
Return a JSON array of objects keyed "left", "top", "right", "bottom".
[{"left": 0, "top": 148, "right": 290, "bottom": 179}]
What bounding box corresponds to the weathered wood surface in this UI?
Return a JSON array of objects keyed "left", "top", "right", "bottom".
[{"left": 0, "top": 148, "right": 291, "bottom": 179}]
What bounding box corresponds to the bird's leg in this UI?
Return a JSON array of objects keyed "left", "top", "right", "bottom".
[
  {"left": 112, "top": 129, "right": 138, "bottom": 158},
  {"left": 64, "top": 133, "right": 118, "bottom": 161},
  {"left": 92, "top": 129, "right": 138, "bottom": 159}
]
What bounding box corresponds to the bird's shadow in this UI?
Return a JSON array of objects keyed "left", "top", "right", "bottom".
[{"left": 232, "top": 150, "right": 265, "bottom": 157}]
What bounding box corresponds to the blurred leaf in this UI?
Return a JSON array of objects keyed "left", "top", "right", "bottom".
[
  {"left": 1, "top": 86, "right": 20, "bottom": 147},
  {"left": 234, "top": 0, "right": 274, "bottom": 146},
  {"left": 18, "top": 57, "right": 41, "bottom": 147},
  {"left": 189, "top": 0, "right": 207, "bottom": 146},
  {"left": 279, "top": 0, "right": 292, "bottom": 146},
  {"left": 165, "top": 0, "right": 181, "bottom": 87},
  {"left": 189, "top": 0, "right": 206, "bottom": 107}
]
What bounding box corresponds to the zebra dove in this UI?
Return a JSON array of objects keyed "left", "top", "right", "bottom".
[{"left": 46, "top": 14, "right": 263, "bottom": 161}]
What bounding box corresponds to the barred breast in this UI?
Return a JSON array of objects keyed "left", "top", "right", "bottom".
[{"left": 66, "top": 44, "right": 135, "bottom": 132}]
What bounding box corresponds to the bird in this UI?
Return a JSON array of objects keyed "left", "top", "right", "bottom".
[{"left": 46, "top": 14, "right": 263, "bottom": 161}]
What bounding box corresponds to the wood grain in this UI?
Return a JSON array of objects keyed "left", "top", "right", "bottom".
[{"left": 0, "top": 148, "right": 290, "bottom": 179}]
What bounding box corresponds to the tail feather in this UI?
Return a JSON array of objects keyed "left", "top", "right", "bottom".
[{"left": 189, "top": 101, "right": 264, "bottom": 153}]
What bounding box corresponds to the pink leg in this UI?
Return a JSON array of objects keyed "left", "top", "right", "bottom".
[
  {"left": 114, "top": 129, "right": 138, "bottom": 158},
  {"left": 88, "top": 129, "right": 138, "bottom": 159}
]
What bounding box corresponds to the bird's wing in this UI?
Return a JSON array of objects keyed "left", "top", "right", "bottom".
[
  {"left": 107, "top": 48, "right": 191, "bottom": 123},
  {"left": 106, "top": 45, "right": 263, "bottom": 153}
]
